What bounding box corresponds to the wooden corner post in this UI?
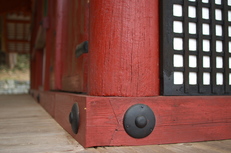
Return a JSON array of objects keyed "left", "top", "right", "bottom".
[{"left": 89, "top": 0, "right": 160, "bottom": 97}]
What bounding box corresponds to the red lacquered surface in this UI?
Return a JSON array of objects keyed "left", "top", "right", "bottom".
[{"left": 89, "top": 0, "right": 160, "bottom": 96}]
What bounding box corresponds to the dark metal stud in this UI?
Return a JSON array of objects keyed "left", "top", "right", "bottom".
[
  {"left": 69, "top": 103, "right": 79, "bottom": 134},
  {"left": 123, "top": 104, "right": 156, "bottom": 138},
  {"left": 37, "top": 94, "right": 40, "bottom": 103},
  {"left": 75, "top": 41, "right": 88, "bottom": 58},
  {"left": 135, "top": 116, "right": 147, "bottom": 128}
]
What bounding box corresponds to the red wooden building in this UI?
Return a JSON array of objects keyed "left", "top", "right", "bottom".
[
  {"left": 28, "top": 0, "right": 231, "bottom": 148},
  {"left": 0, "top": 0, "right": 31, "bottom": 68}
]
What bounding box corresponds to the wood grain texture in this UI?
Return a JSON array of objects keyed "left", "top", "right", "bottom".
[
  {"left": 61, "top": 0, "right": 89, "bottom": 93},
  {"left": 0, "top": 94, "right": 84, "bottom": 153},
  {"left": 62, "top": 55, "right": 88, "bottom": 93},
  {"left": 31, "top": 51, "right": 43, "bottom": 90},
  {"left": 54, "top": 92, "right": 87, "bottom": 147},
  {"left": 43, "top": 0, "right": 57, "bottom": 91},
  {"left": 30, "top": 0, "right": 44, "bottom": 91},
  {"left": 30, "top": 89, "right": 40, "bottom": 102},
  {"left": 84, "top": 96, "right": 231, "bottom": 147},
  {"left": 86, "top": 97, "right": 119, "bottom": 147},
  {"left": 36, "top": 91, "right": 231, "bottom": 147},
  {"left": 89, "top": 0, "right": 160, "bottom": 96},
  {"left": 1, "top": 95, "right": 230, "bottom": 152},
  {"left": 52, "top": 0, "right": 69, "bottom": 90},
  {"left": 40, "top": 91, "right": 55, "bottom": 117},
  {"left": 78, "top": 140, "right": 231, "bottom": 153}
]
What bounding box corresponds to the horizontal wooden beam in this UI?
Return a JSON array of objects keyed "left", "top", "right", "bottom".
[
  {"left": 7, "top": 51, "right": 29, "bottom": 54},
  {"left": 31, "top": 90, "right": 231, "bottom": 148},
  {"left": 7, "top": 39, "right": 29, "bottom": 43},
  {"left": 0, "top": 0, "right": 31, "bottom": 15},
  {"left": 5, "top": 19, "right": 30, "bottom": 24}
]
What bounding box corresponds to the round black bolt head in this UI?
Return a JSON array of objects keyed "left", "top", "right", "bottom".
[
  {"left": 123, "top": 104, "right": 156, "bottom": 138},
  {"left": 69, "top": 103, "right": 79, "bottom": 134}
]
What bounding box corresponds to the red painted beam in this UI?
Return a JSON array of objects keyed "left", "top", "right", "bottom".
[
  {"left": 34, "top": 90, "right": 231, "bottom": 148},
  {"left": 7, "top": 51, "right": 29, "bottom": 54},
  {"left": 7, "top": 39, "right": 29, "bottom": 43},
  {"left": 89, "top": 0, "right": 160, "bottom": 97},
  {"left": 0, "top": 0, "right": 31, "bottom": 14},
  {"left": 39, "top": 91, "right": 56, "bottom": 117},
  {"left": 5, "top": 19, "right": 30, "bottom": 23}
]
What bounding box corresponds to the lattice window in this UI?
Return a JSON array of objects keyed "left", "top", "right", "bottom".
[
  {"left": 4, "top": 13, "right": 31, "bottom": 54},
  {"left": 161, "top": 0, "right": 231, "bottom": 95}
]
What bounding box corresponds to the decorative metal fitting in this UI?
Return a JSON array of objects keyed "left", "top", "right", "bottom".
[
  {"left": 69, "top": 103, "right": 80, "bottom": 134},
  {"left": 123, "top": 104, "right": 156, "bottom": 138},
  {"left": 75, "top": 41, "right": 88, "bottom": 58},
  {"left": 37, "top": 94, "right": 40, "bottom": 103}
]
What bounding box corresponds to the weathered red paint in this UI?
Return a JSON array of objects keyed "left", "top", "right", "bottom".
[
  {"left": 52, "top": 0, "right": 68, "bottom": 90},
  {"left": 30, "top": 50, "right": 43, "bottom": 90},
  {"left": 34, "top": 51, "right": 43, "bottom": 90},
  {"left": 54, "top": 93, "right": 87, "bottom": 147},
  {"left": 61, "top": 0, "right": 89, "bottom": 93},
  {"left": 30, "top": 0, "right": 231, "bottom": 148},
  {"left": 43, "top": 0, "right": 57, "bottom": 91},
  {"left": 31, "top": 0, "right": 89, "bottom": 92},
  {"left": 89, "top": 0, "right": 160, "bottom": 96},
  {"left": 30, "top": 0, "right": 45, "bottom": 90},
  {"left": 37, "top": 91, "right": 231, "bottom": 147},
  {"left": 39, "top": 91, "right": 55, "bottom": 117},
  {"left": 0, "top": 0, "right": 31, "bottom": 14}
]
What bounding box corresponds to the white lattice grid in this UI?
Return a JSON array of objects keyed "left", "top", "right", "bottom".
[{"left": 172, "top": 0, "right": 231, "bottom": 86}]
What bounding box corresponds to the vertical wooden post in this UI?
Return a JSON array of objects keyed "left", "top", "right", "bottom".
[
  {"left": 53, "top": 0, "right": 68, "bottom": 90},
  {"left": 43, "top": 0, "right": 56, "bottom": 91},
  {"left": 89, "top": 0, "right": 159, "bottom": 96}
]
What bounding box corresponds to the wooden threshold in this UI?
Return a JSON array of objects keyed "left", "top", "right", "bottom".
[{"left": 30, "top": 90, "right": 231, "bottom": 148}]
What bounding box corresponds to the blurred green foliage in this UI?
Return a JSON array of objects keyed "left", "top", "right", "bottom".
[
  {"left": 14, "top": 54, "right": 30, "bottom": 71},
  {"left": 0, "top": 54, "right": 30, "bottom": 72}
]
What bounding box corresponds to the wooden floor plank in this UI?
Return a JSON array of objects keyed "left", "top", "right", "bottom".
[
  {"left": 0, "top": 135, "right": 82, "bottom": 153},
  {"left": 161, "top": 142, "right": 226, "bottom": 153},
  {"left": 193, "top": 140, "right": 231, "bottom": 153},
  {"left": 105, "top": 146, "right": 137, "bottom": 153},
  {"left": 78, "top": 148, "right": 101, "bottom": 153},
  {"left": 89, "top": 147, "right": 108, "bottom": 153},
  {"left": 132, "top": 145, "right": 176, "bottom": 153},
  {"left": 0, "top": 94, "right": 85, "bottom": 153}
]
